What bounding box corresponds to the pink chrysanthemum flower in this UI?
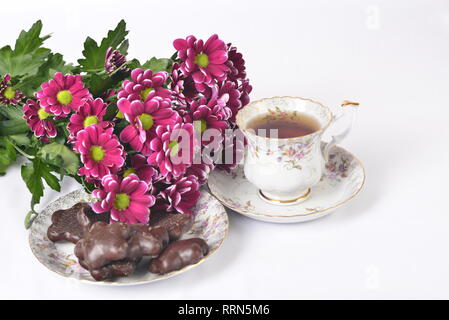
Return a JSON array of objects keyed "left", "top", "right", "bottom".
[
  {"left": 147, "top": 123, "right": 197, "bottom": 178},
  {"left": 118, "top": 96, "right": 180, "bottom": 155},
  {"left": 184, "top": 96, "right": 230, "bottom": 145},
  {"left": 0, "top": 74, "right": 24, "bottom": 105},
  {"left": 67, "top": 98, "right": 110, "bottom": 137},
  {"left": 155, "top": 175, "right": 200, "bottom": 215},
  {"left": 122, "top": 154, "right": 159, "bottom": 185},
  {"left": 105, "top": 47, "right": 128, "bottom": 74},
  {"left": 36, "top": 72, "right": 91, "bottom": 118},
  {"left": 173, "top": 34, "right": 229, "bottom": 90},
  {"left": 204, "top": 81, "right": 242, "bottom": 124},
  {"left": 117, "top": 68, "right": 171, "bottom": 102},
  {"left": 169, "top": 63, "right": 197, "bottom": 106},
  {"left": 91, "top": 173, "right": 155, "bottom": 224},
  {"left": 238, "top": 79, "right": 252, "bottom": 108},
  {"left": 169, "top": 63, "right": 185, "bottom": 103},
  {"left": 215, "top": 129, "right": 245, "bottom": 173},
  {"left": 23, "top": 99, "right": 57, "bottom": 138},
  {"left": 226, "top": 43, "right": 247, "bottom": 82},
  {"left": 74, "top": 125, "right": 126, "bottom": 180},
  {"left": 186, "top": 162, "right": 214, "bottom": 186}
]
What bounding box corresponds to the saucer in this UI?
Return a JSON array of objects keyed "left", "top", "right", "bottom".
[
  {"left": 29, "top": 188, "right": 228, "bottom": 285},
  {"left": 208, "top": 144, "right": 365, "bottom": 223}
]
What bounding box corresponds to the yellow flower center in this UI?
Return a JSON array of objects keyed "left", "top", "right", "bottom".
[
  {"left": 168, "top": 140, "right": 179, "bottom": 157},
  {"left": 90, "top": 146, "right": 105, "bottom": 162},
  {"left": 138, "top": 113, "right": 154, "bottom": 130},
  {"left": 199, "top": 119, "right": 207, "bottom": 133},
  {"left": 3, "top": 87, "right": 16, "bottom": 99},
  {"left": 123, "top": 168, "right": 136, "bottom": 177},
  {"left": 116, "top": 111, "right": 125, "bottom": 119},
  {"left": 195, "top": 53, "right": 209, "bottom": 68},
  {"left": 114, "top": 193, "right": 130, "bottom": 210},
  {"left": 194, "top": 120, "right": 207, "bottom": 133},
  {"left": 83, "top": 115, "right": 99, "bottom": 127},
  {"left": 140, "top": 88, "right": 153, "bottom": 101},
  {"left": 38, "top": 108, "right": 50, "bottom": 120},
  {"left": 56, "top": 90, "right": 73, "bottom": 105}
]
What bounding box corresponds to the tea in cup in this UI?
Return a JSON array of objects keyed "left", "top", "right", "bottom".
[{"left": 236, "top": 96, "right": 358, "bottom": 205}]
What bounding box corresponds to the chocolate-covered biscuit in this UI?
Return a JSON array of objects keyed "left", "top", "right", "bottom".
[
  {"left": 47, "top": 203, "right": 109, "bottom": 244},
  {"left": 128, "top": 225, "right": 169, "bottom": 259},
  {"left": 75, "top": 222, "right": 169, "bottom": 271},
  {"left": 149, "top": 211, "right": 194, "bottom": 241},
  {"left": 75, "top": 222, "right": 130, "bottom": 270},
  {"left": 148, "top": 238, "right": 209, "bottom": 275},
  {"left": 78, "top": 205, "right": 110, "bottom": 231},
  {"left": 89, "top": 260, "right": 138, "bottom": 281}
]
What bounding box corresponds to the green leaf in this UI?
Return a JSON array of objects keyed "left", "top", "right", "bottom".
[
  {"left": 21, "top": 160, "right": 43, "bottom": 207},
  {"left": 16, "top": 53, "right": 73, "bottom": 96},
  {"left": 13, "top": 20, "right": 50, "bottom": 57},
  {"left": 24, "top": 210, "right": 37, "bottom": 229},
  {"left": 170, "top": 51, "right": 178, "bottom": 61},
  {"left": 85, "top": 71, "right": 129, "bottom": 97},
  {"left": 0, "top": 137, "right": 17, "bottom": 175},
  {"left": 9, "top": 134, "right": 31, "bottom": 147},
  {"left": 41, "top": 168, "right": 61, "bottom": 192},
  {"left": 0, "top": 119, "right": 29, "bottom": 136},
  {"left": 118, "top": 39, "right": 129, "bottom": 56},
  {"left": 127, "top": 58, "right": 142, "bottom": 70},
  {"left": 0, "top": 20, "right": 51, "bottom": 77},
  {"left": 141, "top": 57, "right": 172, "bottom": 72},
  {"left": 0, "top": 47, "right": 50, "bottom": 78},
  {"left": 126, "top": 57, "right": 173, "bottom": 72},
  {"left": 38, "top": 142, "right": 80, "bottom": 175},
  {"left": 21, "top": 158, "right": 61, "bottom": 208},
  {"left": 0, "top": 105, "right": 24, "bottom": 120},
  {"left": 78, "top": 20, "right": 129, "bottom": 73}
]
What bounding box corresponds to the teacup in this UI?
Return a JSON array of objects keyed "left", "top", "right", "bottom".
[{"left": 236, "top": 96, "right": 358, "bottom": 205}]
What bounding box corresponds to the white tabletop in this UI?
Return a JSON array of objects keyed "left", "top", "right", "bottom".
[{"left": 2, "top": 0, "right": 449, "bottom": 299}]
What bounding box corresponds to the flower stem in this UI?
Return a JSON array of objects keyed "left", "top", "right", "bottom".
[{"left": 7, "top": 138, "right": 35, "bottom": 159}]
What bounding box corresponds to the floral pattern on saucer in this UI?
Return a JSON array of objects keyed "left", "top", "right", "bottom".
[
  {"left": 208, "top": 144, "right": 365, "bottom": 223},
  {"left": 29, "top": 188, "right": 228, "bottom": 285}
]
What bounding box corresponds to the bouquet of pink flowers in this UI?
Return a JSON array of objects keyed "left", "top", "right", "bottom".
[{"left": 0, "top": 20, "right": 251, "bottom": 227}]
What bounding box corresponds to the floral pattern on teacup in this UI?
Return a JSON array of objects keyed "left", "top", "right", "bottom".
[
  {"left": 248, "top": 134, "right": 319, "bottom": 171},
  {"left": 265, "top": 106, "right": 298, "bottom": 120}
]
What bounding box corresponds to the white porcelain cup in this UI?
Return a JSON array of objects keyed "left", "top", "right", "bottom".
[{"left": 236, "top": 96, "right": 358, "bottom": 205}]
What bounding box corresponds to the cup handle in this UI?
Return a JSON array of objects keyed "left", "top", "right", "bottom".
[{"left": 322, "top": 100, "right": 360, "bottom": 163}]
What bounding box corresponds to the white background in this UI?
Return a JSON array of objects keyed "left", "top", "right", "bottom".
[{"left": 1, "top": 0, "right": 449, "bottom": 299}]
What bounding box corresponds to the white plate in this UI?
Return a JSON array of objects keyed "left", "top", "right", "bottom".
[
  {"left": 29, "top": 188, "right": 228, "bottom": 285},
  {"left": 208, "top": 144, "right": 365, "bottom": 223}
]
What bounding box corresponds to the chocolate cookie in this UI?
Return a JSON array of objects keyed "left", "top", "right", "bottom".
[
  {"left": 78, "top": 206, "right": 110, "bottom": 231},
  {"left": 149, "top": 211, "right": 194, "bottom": 241},
  {"left": 89, "top": 260, "right": 138, "bottom": 281},
  {"left": 148, "top": 238, "right": 209, "bottom": 275},
  {"left": 47, "top": 202, "right": 109, "bottom": 244},
  {"left": 128, "top": 225, "right": 169, "bottom": 259},
  {"left": 75, "top": 222, "right": 169, "bottom": 271}
]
